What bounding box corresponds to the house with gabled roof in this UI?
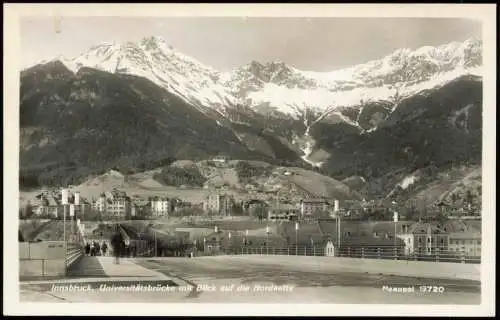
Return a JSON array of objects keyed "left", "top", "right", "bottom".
[
  {"left": 443, "top": 220, "right": 481, "bottom": 257},
  {"left": 399, "top": 222, "right": 448, "bottom": 256}
]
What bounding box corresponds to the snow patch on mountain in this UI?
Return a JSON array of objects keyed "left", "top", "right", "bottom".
[
  {"left": 399, "top": 175, "right": 418, "bottom": 190},
  {"left": 292, "top": 114, "right": 324, "bottom": 168}
]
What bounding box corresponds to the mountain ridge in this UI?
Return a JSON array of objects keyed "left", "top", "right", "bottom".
[
  {"left": 20, "top": 37, "right": 483, "bottom": 206},
  {"left": 29, "top": 36, "right": 482, "bottom": 122}
]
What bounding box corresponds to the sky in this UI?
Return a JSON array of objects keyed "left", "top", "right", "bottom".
[{"left": 20, "top": 17, "right": 481, "bottom": 72}]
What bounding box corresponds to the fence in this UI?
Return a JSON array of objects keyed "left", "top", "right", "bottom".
[{"left": 192, "top": 245, "right": 481, "bottom": 264}]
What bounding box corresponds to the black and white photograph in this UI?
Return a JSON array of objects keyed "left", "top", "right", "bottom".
[{"left": 4, "top": 3, "right": 496, "bottom": 317}]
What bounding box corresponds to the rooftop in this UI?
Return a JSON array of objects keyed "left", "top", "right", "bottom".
[
  {"left": 341, "top": 236, "right": 405, "bottom": 247},
  {"left": 301, "top": 199, "right": 330, "bottom": 204},
  {"left": 407, "top": 222, "right": 445, "bottom": 234}
]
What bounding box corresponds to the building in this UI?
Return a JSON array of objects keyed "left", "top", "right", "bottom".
[
  {"left": 443, "top": 220, "right": 481, "bottom": 257},
  {"left": 202, "top": 228, "right": 287, "bottom": 254},
  {"left": 203, "top": 229, "right": 224, "bottom": 254},
  {"left": 90, "top": 190, "right": 132, "bottom": 218},
  {"left": 340, "top": 235, "right": 406, "bottom": 257},
  {"left": 367, "top": 221, "right": 416, "bottom": 256},
  {"left": 268, "top": 202, "right": 299, "bottom": 221},
  {"left": 130, "top": 199, "right": 150, "bottom": 218},
  {"left": 300, "top": 199, "right": 329, "bottom": 217},
  {"left": 150, "top": 197, "right": 172, "bottom": 217},
  {"left": 447, "top": 231, "right": 481, "bottom": 257},
  {"left": 92, "top": 193, "right": 107, "bottom": 213},
  {"left": 279, "top": 221, "right": 324, "bottom": 246},
  {"left": 106, "top": 194, "right": 132, "bottom": 218},
  {"left": 203, "top": 193, "right": 234, "bottom": 216},
  {"left": 401, "top": 222, "right": 448, "bottom": 256},
  {"left": 212, "top": 155, "right": 229, "bottom": 164},
  {"left": 243, "top": 199, "right": 269, "bottom": 218},
  {"left": 34, "top": 190, "right": 90, "bottom": 219},
  {"left": 34, "top": 194, "right": 62, "bottom": 218},
  {"left": 341, "top": 201, "right": 364, "bottom": 219},
  {"left": 36, "top": 205, "right": 64, "bottom": 218}
]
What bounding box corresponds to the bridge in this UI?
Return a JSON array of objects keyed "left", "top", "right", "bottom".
[{"left": 19, "top": 220, "right": 481, "bottom": 303}]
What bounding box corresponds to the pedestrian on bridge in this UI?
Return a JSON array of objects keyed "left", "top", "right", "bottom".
[
  {"left": 95, "top": 241, "right": 101, "bottom": 256},
  {"left": 90, "top": 242, "right": 96, "bottom": 256},
  {"left": 101, "top": 241, "right": 108, "bottom": 256},
  {"left": 111, "top": 226, "right": 124, "bottom": 264}
]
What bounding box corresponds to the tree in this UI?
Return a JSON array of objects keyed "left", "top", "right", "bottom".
[
  {"left": 434, "top": 212, "right": 448, "bottom": 227},
  {"left": 415, "top": 197, "right": 428, "bottom": 221},
  {"left": 465, "top": 190, "right": 475, "bottom": 206},
  {"left": 231, "top": 203, "right": 244, "bottom": 216},
  {"left": 85, "top": 208, "right": 102, "bottom": 221},
  {"left": 22, "top": 201, "right": 34, "bottom": 219}
]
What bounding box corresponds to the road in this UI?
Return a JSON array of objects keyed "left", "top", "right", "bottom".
[
  {"left": 132, "top": 257, "right": 480, "bottom": 304},
  {"left": 19, "top": 254, "right": 481, "bottom": 304}
]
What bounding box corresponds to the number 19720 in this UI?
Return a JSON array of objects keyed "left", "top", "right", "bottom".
[{"left": 419, "top": 286, "right": 445, "bottom": 293}]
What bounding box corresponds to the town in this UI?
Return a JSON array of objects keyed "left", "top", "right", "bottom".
[{"left": 19, "top": 185, "right": 482, "bottom": 262}]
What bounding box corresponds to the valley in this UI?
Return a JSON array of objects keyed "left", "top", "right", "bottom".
[{"left": 19, "top": 37, "right": 483, "bottom": 209}]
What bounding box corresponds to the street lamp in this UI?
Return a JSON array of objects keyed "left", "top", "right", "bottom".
[
  {"left": 393, "top": 210, "right": 399, "bottom": 259},
  {"left": 61, "top": 189, "right": 69, "bottom": 257},
  {"left": 295, "top": 221, "right": 299, "bottom": 256},
  {"left": 266, "top": 225, "right": 270, "bottom": 255},
  {"left": 154, "top": 230, "right": 157, "bottom": 257},
  {"left": 245, "top": 229, "right": 249, "bottom": 254},
  {"left": 334, "top": 200, "right": 341, "bottom": 250},
  {"left": 70, "top": 204, "right": 75, "bottom": 243}
]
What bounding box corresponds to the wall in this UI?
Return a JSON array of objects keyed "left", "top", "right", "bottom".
[{"left": 19, "top": 241, "right": 66, "bottom": 279}]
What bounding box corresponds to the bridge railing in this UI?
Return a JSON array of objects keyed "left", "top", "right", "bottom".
[
  {"left": 195, "top": 246, "right": 481, "bottom": 264},
  {"left": 64, "top": 219, "right": 85, "bottom": 270},
  {"left": 65, "top": 242, "right": 83, "bottom": 269}
]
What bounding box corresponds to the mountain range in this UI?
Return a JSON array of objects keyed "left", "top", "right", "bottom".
[{"left": 20, "top": 36, "right": 483, "bottom": 206}]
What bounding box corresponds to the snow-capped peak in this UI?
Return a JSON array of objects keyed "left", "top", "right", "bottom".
[
  {"left": 54, "top": 36, "right": 235, "bottom": 112},
  {"left": 240, "top": 37, "right": 482, "bottom": 117},
  {"left": 40, "top": 37, "right": 481, "bottom": 121}
]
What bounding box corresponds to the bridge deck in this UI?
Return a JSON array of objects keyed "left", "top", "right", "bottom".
[{"left": 66, "top": 256, "right": 168, "bottom": 280}]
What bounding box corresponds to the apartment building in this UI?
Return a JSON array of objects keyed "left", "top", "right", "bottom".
[
  {"left": 91, "top": 190, "right": 132, "bottom": 218},
  {"left": 448, "top": 232, "right": 481, "bottom": 257},
  {"left": 106, "top": 195, "right": 132, "bottom": 218},
  {"left": 443, "top": 220, "right": 481, "bottom": 256},
  {"left": 150, "top": 197, "right": 172, "bottom": 217},
  {"left": 243, "top": 199, "right": 269, "bottom": 218},
  {"left": 204, "top": 193, "right": 234, "bottom": 216},
  {"left": 92, "top": 193, "right": 107, "bottom": 213}
]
